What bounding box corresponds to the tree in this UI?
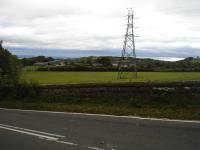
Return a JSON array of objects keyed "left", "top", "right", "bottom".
[
  {"left": 96, "top": 57, "right": 112, "bottom": 66},
  {"left": 0, "top": 41, "right": 21, "bottom": 85},
  {"left": 22, "top": 56, "right": 54, "bottom": 66}
]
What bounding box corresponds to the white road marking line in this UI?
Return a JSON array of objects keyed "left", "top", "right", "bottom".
[
  {"left": 0, "top": 107, "right": 200, "bottom": 124},
  {"left": 0, "top": 125, "right": 58, "bottom": 141},
  {"left": 0, "top": 123, "right": 104, "bottom": 150},
  {"left": 0, "top": 124, "right": 79, "bottom": 147},
  {"left": 0, "top": 123, "right": 65, "bottom": 138},
  {"left": 56, "top": 140, "right": 78, "bottom": 146},
  {"left": 88, "top": 146, "right": 105, "bottom": 150}
]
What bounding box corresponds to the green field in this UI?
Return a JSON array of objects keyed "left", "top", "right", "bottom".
[{"left": 22, "top": 71, "right": 200, "bottom": 84}]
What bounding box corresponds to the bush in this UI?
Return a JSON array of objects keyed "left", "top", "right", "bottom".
[
  {"left": 0, "top": 81, "right": 40, "bottom": 100},
  {"left": 0, "top": 41, "right": 21, "bottom": 85},
  {"left": 12, "top": 81, "right": 40, "bottom": 99}
]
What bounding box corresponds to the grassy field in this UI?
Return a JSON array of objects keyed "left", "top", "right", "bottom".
[{"left": 22, "top": 71, "right": 200, "bottom": 84}]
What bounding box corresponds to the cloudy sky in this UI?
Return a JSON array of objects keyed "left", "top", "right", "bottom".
[{"left": 0, "top": 0, "right": 200, "bottom": 58}]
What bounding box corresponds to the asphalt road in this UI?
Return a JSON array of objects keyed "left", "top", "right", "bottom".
[{"left": 0, "top": 108, "right": 199, "bottom": 150}]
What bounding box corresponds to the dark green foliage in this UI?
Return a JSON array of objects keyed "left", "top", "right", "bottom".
[
  {"left": 22, "top": 56, "right": 54, "bottom": 66},
  {"left": 0, "top": 83, "right": 200, "bottom": 120},
  {"left": 30, "top": 56, "right": 200, "bottom": 72},
  {"left": 0, "top": 81, "right": 40, "bottom": 100},
  {"left": 96, "top": 57, "right": 112, "bottom": 66},
  {"left": 11, "top": 81, "right": 40, "bottom": 99},
  {"left": 37, "top": 66, "right": 118, "bottom": 72},
  {"left": 0, "top": 42, "right": 21, "bottom": 85}
]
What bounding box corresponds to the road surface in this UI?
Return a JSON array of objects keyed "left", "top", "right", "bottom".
[{"left": 0, "top": 108, "right": 199, "bottom": 150}]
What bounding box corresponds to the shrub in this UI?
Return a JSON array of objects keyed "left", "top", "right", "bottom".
[{"left": 0, "top": 41, "right": 21, "bottom": 85}]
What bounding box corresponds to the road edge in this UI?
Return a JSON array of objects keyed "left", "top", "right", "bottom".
[{"left": 0, "top": 107, "right": 200, "bottom": 124}]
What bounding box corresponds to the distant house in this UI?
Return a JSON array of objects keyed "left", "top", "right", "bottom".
[
  {"left": 34, "top": 62, "right": 49, "bottom": 66},
  {"left": 34, "top": 60, "right": 66, "bottom": 67},
  {"left": 112, "top": 63, "right": 118, "bottom": 67},
  {"left": 59, "top": 61, "right": 65, "bottom": 66},
  {"left": 55, "top": 61, "right": 65, "bottom": 66}
]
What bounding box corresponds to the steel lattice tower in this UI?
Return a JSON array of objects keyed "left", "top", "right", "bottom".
[{"left": 118, "top": 8, "right": 137, "bottom": 79}]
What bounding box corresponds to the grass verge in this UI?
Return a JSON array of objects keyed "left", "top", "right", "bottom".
[
  {"left": 0, "top": 97, "right": 199, "bottom": 120},
  {"left": 1, "top": 81, "right": 200, "bottom": 121}
]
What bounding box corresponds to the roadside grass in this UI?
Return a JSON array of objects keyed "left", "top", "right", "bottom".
[
  {"left": 22, "top": 71, "right": 200, "bottom": 84},
  {"left": 0, "top": 101, "right": 199, "bottom": 120},
  {"left": 1, "top": 93, "right": 200, "bottom": 120}
]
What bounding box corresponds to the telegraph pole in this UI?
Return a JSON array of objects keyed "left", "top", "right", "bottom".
[{"left": 118, "top": 8, "right": 137, "bottom": 79}]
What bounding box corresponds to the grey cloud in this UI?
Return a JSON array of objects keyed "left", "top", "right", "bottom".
[
  {"left": 0, "top": 0, "right": 86, "bottom": 21},
  {"left": 137, "top": 47, "right": 200, "bottom": 58},
  {"left": 156, "top": 0, "right": 200, "bottom": 17},
  {"left": 0, "top": 0, "right": 200, "bottom": 58}
]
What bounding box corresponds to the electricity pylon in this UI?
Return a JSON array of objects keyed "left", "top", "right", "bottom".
[{"left": 118, "top": 8, "right": 137, "bottom": 79}]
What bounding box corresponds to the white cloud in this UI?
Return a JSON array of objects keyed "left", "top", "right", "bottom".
[{"left": 0, "top": 0, "right": 200, "bottom": 57}]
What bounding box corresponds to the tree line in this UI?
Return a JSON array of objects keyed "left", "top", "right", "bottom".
[{"left": 27, "top": 56, "right": 200, "bottom": 72}]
